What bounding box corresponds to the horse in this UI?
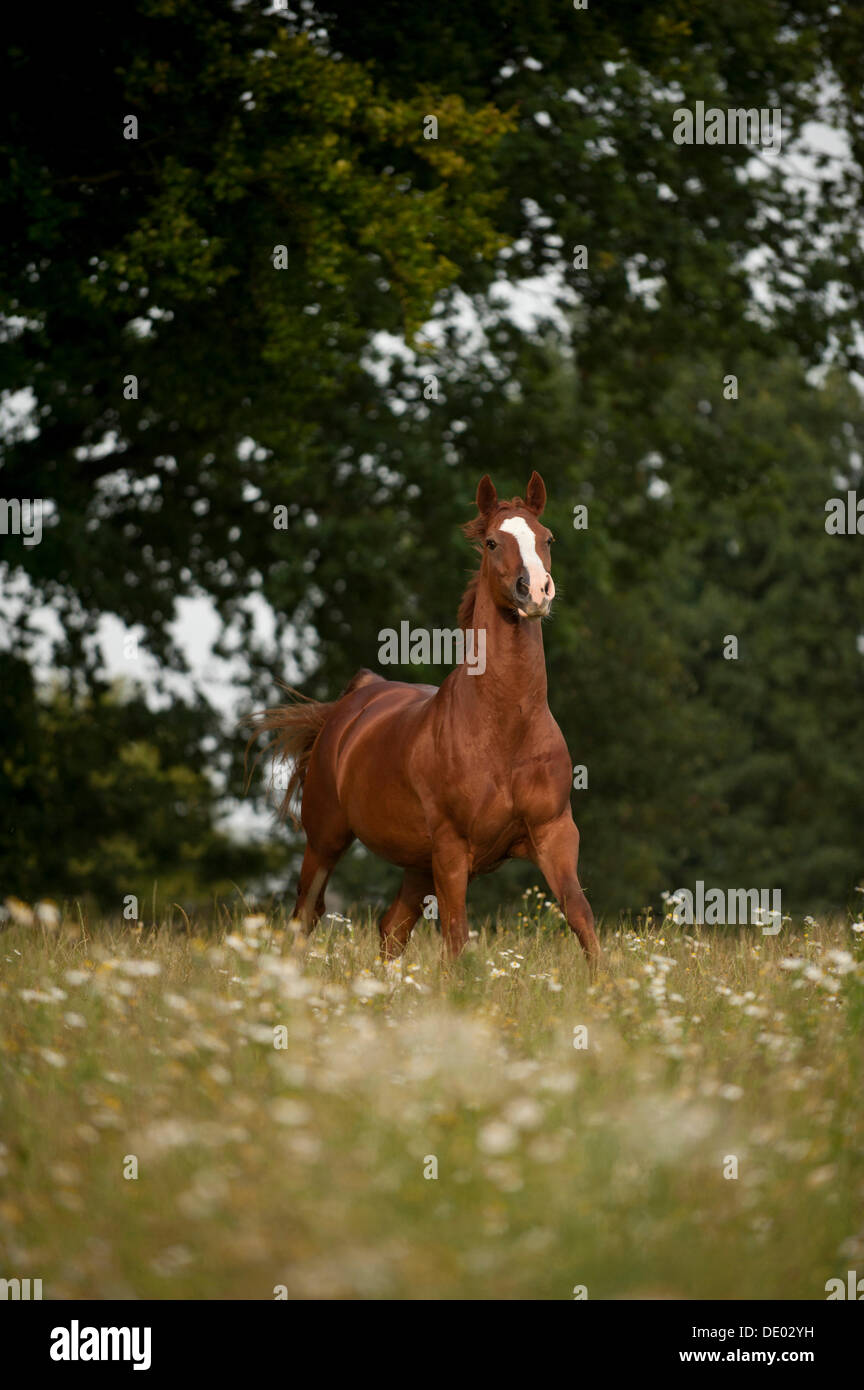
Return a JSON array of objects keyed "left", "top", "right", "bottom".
[{"left": 249, "top": 471, "right": 599, "bottom": 964}]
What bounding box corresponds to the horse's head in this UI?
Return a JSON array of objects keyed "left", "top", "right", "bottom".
[{"left": 466, "top": 471, "right": 555, "bottom": 620}]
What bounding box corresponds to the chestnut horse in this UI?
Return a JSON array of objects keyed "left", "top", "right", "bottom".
[{"left": 251, "top": 472, "right": 599, "bottom": 963}]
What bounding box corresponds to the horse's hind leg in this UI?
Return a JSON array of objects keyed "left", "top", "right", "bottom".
[
  {"left": 379, "top": 868, "right": 434, "bottom": 960},
  {"left": 290, "top": 835, "right": 352, "bottom": 942}
]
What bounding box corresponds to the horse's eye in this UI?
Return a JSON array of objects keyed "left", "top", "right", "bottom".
[
  {"left": 548, "top": 536, "right": 555, "bottom": 546},
  {"left": 486, "top": 538, "right": 497, "bottom": 550}
]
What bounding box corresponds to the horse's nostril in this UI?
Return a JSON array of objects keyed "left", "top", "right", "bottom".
[
  {"left": 544, "top": 576, "right": 552, "bottom": 596},
  {"left": 515, "top": 573, "right": 530, "bottom": 597}
]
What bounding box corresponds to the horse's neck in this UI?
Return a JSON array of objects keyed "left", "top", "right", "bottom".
[{"left": 454, "top": 581, "right": 549, "bottom": 729}]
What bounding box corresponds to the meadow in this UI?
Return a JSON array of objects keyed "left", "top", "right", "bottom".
[{"left": 1, "top": 892, "right": 863, "bottom": 1300}]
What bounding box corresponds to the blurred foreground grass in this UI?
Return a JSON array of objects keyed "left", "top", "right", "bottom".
[{"left": 1, "top": 893, "right": 863, "bottom": 1299}]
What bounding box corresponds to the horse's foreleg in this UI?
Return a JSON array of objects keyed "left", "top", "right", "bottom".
[
  {"left": 431, "top": 833, "right": 471, "bottom": 959},
  {"left": 529, "top": 815, "right": 600, "bottom": 964},
  {"left": 378, "top": 868, "right": 433, "bottom": 960}
]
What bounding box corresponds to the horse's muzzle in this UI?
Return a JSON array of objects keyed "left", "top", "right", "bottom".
[{"left": 515, "top": 597, "right": 552, "bottom": 620}]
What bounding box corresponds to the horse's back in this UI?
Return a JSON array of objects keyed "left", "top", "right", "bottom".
[
  {"left": 339, "top": 669, "right": 438, "bottom": 717},
  {"left": 310, "top": 670, "right": 438, "bottom": 772},
  {"left": 342, "top": 667, "right": 438, "bottom": 703}
]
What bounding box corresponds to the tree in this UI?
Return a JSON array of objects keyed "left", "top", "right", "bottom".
[
  {"left": 4, "top": 2, "right": 864, "bottom": 673},
  {"left": 3, "top": 2, "right": 864, "bottom": 916},
  {"left": 1, "top": 0, "right": 512, "bottom": 671},
  {"left": 0, "top": 652, "right": 278, "bottom": 907}
]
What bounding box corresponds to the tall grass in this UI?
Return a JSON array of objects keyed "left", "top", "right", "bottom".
[{"left": 1, "top": 893, "right": 862, "bottom": 1299}]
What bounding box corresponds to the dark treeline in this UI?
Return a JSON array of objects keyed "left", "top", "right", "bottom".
[{"left": 1, "top": 2, "right": 863, "bottom": 917}]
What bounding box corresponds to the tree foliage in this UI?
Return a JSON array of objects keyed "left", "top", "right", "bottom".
[{"left": 2, "top": 2, "right": 863, "bottom": 914}]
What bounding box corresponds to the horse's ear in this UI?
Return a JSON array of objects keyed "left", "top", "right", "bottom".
[
  {"left": 476, "top": 474, "right": 498, "bottom": 517},
  {"left": 525, "top": 470, "right": 546, "bottom": 517}
]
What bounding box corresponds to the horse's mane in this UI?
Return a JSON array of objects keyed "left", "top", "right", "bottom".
[
  {"left": 457, "top": 497, "right": 525, "bottom": 630},
  {"left": 457, "top": 571, "right": 481, "bottom": 630}
]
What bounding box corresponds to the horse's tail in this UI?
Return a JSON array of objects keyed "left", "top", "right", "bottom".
[
  {"left": 244, "top": 671, "right": 382, "bottom": 826},
  {"left": 244, "top": 685, "right": 334, "bottom": 827}
]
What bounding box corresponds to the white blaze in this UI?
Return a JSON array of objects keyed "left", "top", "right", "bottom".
[{"left": 500, "top": 516, "right": 553, "bottom": 609}]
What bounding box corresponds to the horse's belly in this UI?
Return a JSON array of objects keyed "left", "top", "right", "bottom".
[
  {"left": 342, "top": 762, "right": 431, "bottom": 863},
  {"left": 337, "top": 708, "right": 433, "bottom": 867},
  {"left": 358, "top": 829, "right": 433, "bottom": 871},
  {"left": 348, "top": 789, "right": 433, "bottom": 869}
]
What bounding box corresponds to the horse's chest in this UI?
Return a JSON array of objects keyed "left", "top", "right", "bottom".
[
  {"left": 511, "top": 760, "right": 568, "bottom": 824},
  {"left": 460, "top": 759, "right": 565, "bottom": 844},
  {"left": 472, "top": 793, "right": 519, "bottom": 841}
]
